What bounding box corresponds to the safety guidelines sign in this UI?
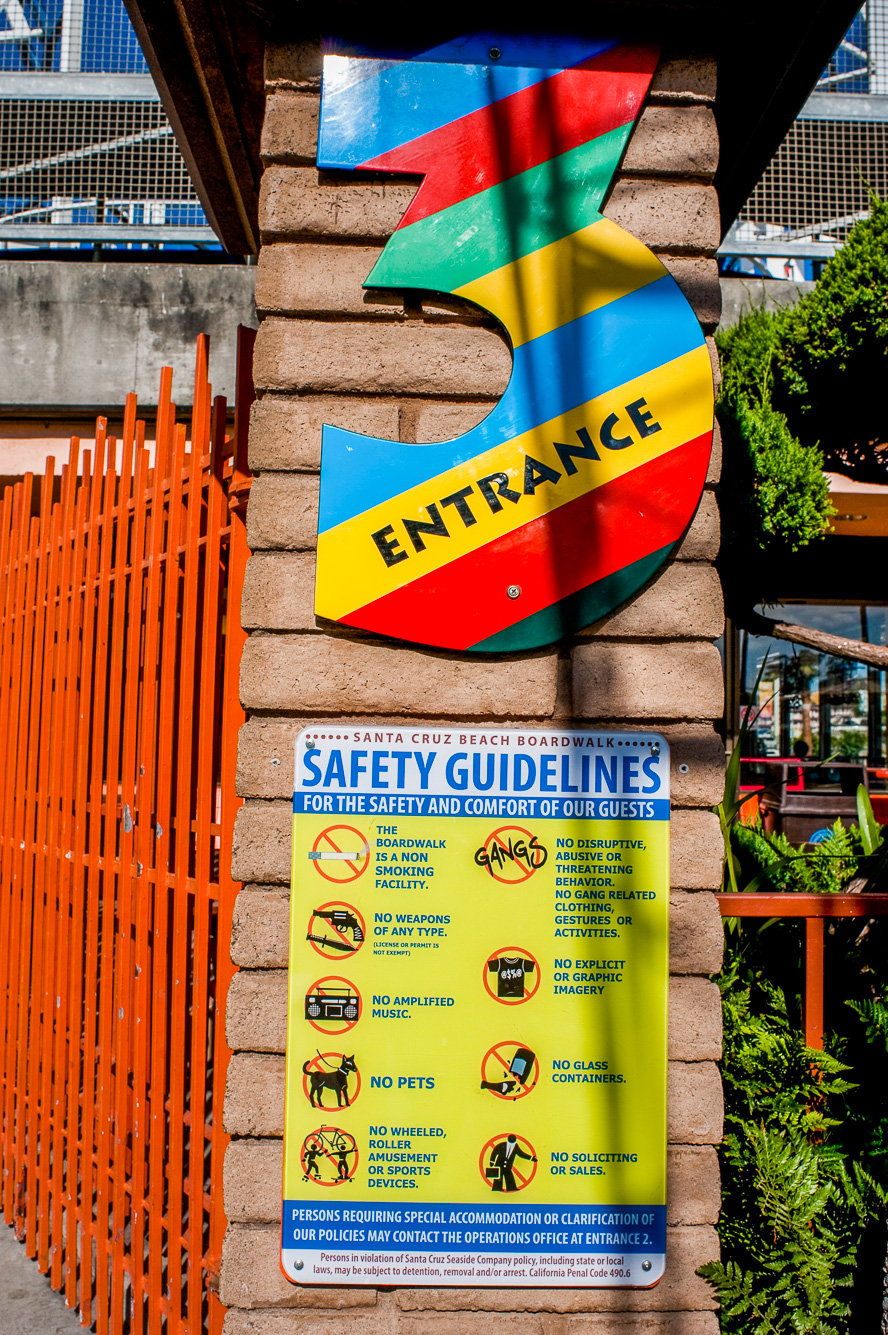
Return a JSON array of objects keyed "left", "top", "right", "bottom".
[{"left": 282, "top": 726, "right": 669, "bottom": 1288}]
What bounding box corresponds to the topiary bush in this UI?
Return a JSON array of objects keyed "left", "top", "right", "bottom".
[{"left": 773, "top": 196, "right": 888, "bottom": 482}]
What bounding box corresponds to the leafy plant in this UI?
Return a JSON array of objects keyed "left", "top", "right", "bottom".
[
  {"left": 846, "top": 997, "right": 888, "bottom": 1053},
  {"left": 732, "top": 820, "right": 860, "bottom": 897},
  {"left": 774, "top": 195, "right": 888, "bottom": 482},
  {"left": 850, "top": 784, "right": 888, "bottom": 891},
  {"left": 832, "top": 729, "right": 865, "bottom": 760},
  {"left": 856, "top": 784, "right": 882, "bottom": 857},
  {"left": 718, "top": 397, "right": 833, "bottom": 558},
  {"left": 715, "top": 296, "right": 835, "bottom": 615},
  {"left": 706, "top": 769, "right": 888, "bottom": 1331},
  {"left": 700, "top": 952, "right": 888, "bottom": 1334},
  {"left": 707, "top": 208, "right": 888, "bottom": 1327},
  {"left": 718, "top": 303, "right": 787, "bottom": 412}
]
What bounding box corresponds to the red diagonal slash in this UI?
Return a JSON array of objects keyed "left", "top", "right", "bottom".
[{"left": 318, "top": 829, "right": 364, "bottom": 876}]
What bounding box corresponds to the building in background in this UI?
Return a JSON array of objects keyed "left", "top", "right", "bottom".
[
  {"left": 720, "top": 0, "right": 888, "bottom": 279},
  {"left": 0, "top": 0, "right": 256, "bottom": 475}
]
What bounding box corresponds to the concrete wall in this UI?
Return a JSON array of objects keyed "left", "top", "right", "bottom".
[
  {"left": 719, "top": 276, "right": 813, "bottom": 328},
  {"left": 222, "top": 36, "right": 727, "bottom": 1335},
  {"left": 0, "top": 261, "right": 257, "bottom": 412}
]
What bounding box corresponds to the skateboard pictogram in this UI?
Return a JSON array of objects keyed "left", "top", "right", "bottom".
[
  {"left": 483, "top": 946, "right": 541, "bottom": 1004},
  {"left": 309, "top": 825, "right": 370, "bottom": 883},
  {"left": 306, "top": 901, "right": 367, "bottom": 959},
  {"left": 479, "top": 1132, "right": 537, "bottom": 1192},
  {"left": 480, "top": 1042, "right": 539, "bottom": 1100},
  {"left": 304, "top": 976, "right": 362, "bottom": 1034},
  {"left": 474, "top": 826, "right": 548, "bottom": 884},
  {"left": 300, "top": 1126, "right": 359, "bottom": 1186}
]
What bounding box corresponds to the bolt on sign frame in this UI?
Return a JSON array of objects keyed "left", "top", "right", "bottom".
[{"left": 0, "top": 329, "right": 253, "bottom": 1334}]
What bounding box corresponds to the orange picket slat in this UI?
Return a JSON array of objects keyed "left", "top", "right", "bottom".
[{"left": 0, "top": 337, "right": 251, "bottom": 1334}]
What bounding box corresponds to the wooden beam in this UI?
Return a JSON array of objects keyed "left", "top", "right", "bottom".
[{"left": 123, "top": 0, "right": 266, "bottom": 255}]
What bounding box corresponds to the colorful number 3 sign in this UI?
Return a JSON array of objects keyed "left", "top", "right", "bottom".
[{"left": 314, "top": 35, "right": 714, "bottom": 652}]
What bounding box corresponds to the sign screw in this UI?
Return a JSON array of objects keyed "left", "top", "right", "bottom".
[
  {"left": 642, "top": 1260, "right": 652, "bottom": 1272},
  {"left": 295, "top": 1260, "right": 304, "bottom": 1271},
  {"left": 507, "top": 585, "right": 521, "bottom": 599},
  {"left": 679, "top": 763, "right": 689, "bottom": 773},
  {"left": 489, "top": 46, "right": 502, "bottom": 60}
]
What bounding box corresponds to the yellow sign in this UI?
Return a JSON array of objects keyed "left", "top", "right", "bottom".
[{"left": 283, "top": 727, "right": 669, "bottom": 1288}]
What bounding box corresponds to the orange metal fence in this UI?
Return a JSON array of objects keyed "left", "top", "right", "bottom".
[
  {"left": 0, "top": 330, "right": 253, "bottom": 1334},
  {"left": 718, "top": 892, "right": 888, "bottom": 1048}
]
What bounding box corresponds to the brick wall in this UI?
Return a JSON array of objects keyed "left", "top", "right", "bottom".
[{"left": 221, "top": 34, "right": 726, "bottom": 1335}]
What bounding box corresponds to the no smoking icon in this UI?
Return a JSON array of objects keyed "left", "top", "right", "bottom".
[{"left": 309, "top": 825, "right": 370, "bottom": 883}]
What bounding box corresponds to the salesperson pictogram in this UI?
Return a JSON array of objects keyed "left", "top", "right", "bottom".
[{"left": 486, "top": 1134, "right": 537, "bottom": 1192}]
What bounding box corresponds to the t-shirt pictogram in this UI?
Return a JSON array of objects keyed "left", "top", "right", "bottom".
[{"left": 487, "top": 955, "right": 536, "bottom": 999}]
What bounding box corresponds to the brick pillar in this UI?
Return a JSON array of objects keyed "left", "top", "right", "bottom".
[{"left": 220, "top": 36, "right": 726, "bottom": 1335}]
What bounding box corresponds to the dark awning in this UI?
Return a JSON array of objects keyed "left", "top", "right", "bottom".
[{"left": 122, "top": 1, "right": 862, "bottom": 255}]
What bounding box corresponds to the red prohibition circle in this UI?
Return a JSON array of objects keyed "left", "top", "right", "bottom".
[
  {"left": 300, "top": 1126, "right": 359, "bottom": 1187},
  {"left": 304, "top": 975, "right": 362, "bottom": 1034},
  {"left": 302, "top": 1051, "right": 362, "bottom": 1107},
  {"left": 482, "top": 945, "right": 542, "bottom": 1005},
  {"left": 480, "top": 825, "right": 547, "bottom": 885},
  {"left": 480, "top": 1042, "right": 539, "bottom": 1101},
  {"left": 306, "top": 900, "right": 367, "bottom": 961},
  {"left": 310, "top": 825, "right": 370, "bottom": 884},
  {"left": 478, "top": 1132, "right": 538, "bottom": 1193}
]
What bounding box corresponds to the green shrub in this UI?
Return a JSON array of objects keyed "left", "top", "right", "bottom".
[
  {"left": 774, "top": 196, "right": 888, "bottom": 481},
  {"left": 732, "top": 819, "right": 859, "bottom": 897},
  {"left": 701, "top": 940, "right": 887, "bottom": 1334},
  {"left": 718, "top": 305, "right": 787, "bottom": 412},
  {"left": 719, "top": 399, "right": 833, "bottom": 555},
  {"left": 705, "top": 783, "right": 888, "bottom": 1332},
  {"left": 715, "top": 316, "right": 833, "bottom": 609}
]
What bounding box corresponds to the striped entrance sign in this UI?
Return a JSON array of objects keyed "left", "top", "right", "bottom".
[{"left": 314, "top": 35, "right": 714, "bottom": 652}]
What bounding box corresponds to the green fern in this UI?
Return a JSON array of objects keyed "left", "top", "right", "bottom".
[
  {"left": 846, "top": 998, "right": 888, "bottom": 1052},
  {"left": 701, "top": 948, "right": 886, "bottom": 1333},
  {"left": 731, "top": 819, "right": 860, "bottom": 897}
]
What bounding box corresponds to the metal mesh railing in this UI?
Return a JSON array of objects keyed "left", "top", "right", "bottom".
[
  {"left": 0, "top": 0, "right": 216, "bottom": 245},
  {"left": 740, "top": 117, "right": 888, "bottom": 241},
  {"left": 0, "top": 0, "right": 147, "bottom": 75},
  {"left": 732, "top": 2, "right": 888, "bottom": 252},
  {"left": 0, "top": 97, "right": 206, "bottom": 229},
  {"left": 816, "top": 4, "right": 869, "bottom": 93},
  {"left": 870, "top": 0, "right": 888, "bottom": 93}
]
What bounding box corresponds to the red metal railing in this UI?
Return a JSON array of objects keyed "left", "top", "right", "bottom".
[
  {"left": 717, "top": 893, "right": 888, "bottom": 1049},
  {"left": 0, "top": 330, "right": 253, "bottom": 1333}
]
